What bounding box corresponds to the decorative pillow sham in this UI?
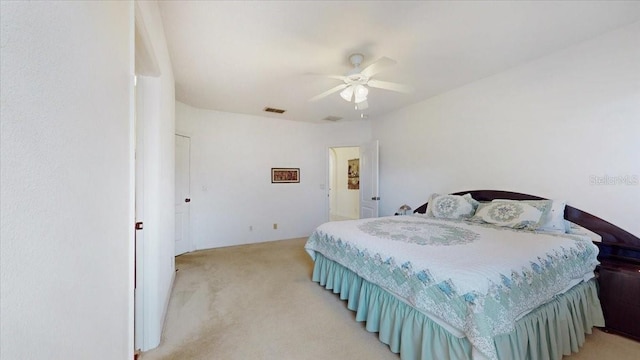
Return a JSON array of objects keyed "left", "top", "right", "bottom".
[
  {"left": 492, "top": 199, "right": 565, "bottom": 233},
  {"left": 471, "top": 200, "right": 552, "bottom": 230},
  {"left": 425, "top": 193, "right": 479, "bottom": 219}
]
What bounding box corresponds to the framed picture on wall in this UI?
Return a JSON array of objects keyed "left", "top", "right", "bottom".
[
  {"left": 271, "top": 168, "right": 300, "bottom": 183},
  {"left": 348, "top": 158, "right": 359, "bottom": 190}
]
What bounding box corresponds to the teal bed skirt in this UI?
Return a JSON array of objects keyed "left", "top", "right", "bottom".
[{"left": 311, "top": 253, "right": 605, "bottom": 360}]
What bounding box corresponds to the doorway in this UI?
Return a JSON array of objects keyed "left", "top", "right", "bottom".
[{"left": 329, "top": 146, "right": 360, "bottom": 221}]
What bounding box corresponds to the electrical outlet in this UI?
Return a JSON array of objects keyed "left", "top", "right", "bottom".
[{"left": 273, "top": 223, "right": 278, "bottom": 230}]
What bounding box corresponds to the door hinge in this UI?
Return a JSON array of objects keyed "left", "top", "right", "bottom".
[{"left": 135, "top": 222, "right": 143, "bottom": 230}]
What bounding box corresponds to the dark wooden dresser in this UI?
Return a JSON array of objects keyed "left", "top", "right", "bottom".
[{"left": 595, "top": 243, "right": 640, "bottom": 341}]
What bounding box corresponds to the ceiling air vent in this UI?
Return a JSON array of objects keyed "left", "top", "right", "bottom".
[
  {"left": 322, "top": 116, "right": 342, "bottom": 122},
  {"left": 264, "top": 107, "right": 286, "bottom": 114}
]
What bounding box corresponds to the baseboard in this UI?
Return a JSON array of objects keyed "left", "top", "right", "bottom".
[{"left": 159, "top": 268, "right": 177, "bottom": 339}]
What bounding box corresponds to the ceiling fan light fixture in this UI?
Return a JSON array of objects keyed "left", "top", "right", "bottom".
[
  {"left": 340, "top": 86, "right": 354, "bottom": 102},
  {"left": 354, "top": 85, "right": 368, "bottom": 103},
  {"left": 309, "top": 53, "right": 410, "bottom": 113}
]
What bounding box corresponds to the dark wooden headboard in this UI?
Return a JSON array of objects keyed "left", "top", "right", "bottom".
[{"left": 414, "top": 190, "right": 640, "bottom": 263}]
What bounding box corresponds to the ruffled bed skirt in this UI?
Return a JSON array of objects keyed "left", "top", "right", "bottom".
[{"left": 311, "top": 253, "right": 605, "bottom": 360}]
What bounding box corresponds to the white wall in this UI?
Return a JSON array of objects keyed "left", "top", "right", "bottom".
[
  {"left": 0, "top": 1, "right": 133, "bottom": 359},
  {"left": 134, "top": 0, "right": 176, "bottom": 351},
  {"left": 373, "top": 22, "right": 640, "bottom": 236},
  {"left": 332, "top": 147, "right": 361, "bottom": 219},
  {"left": 176, "top": 102, "right": 371, "bottom": 249}
]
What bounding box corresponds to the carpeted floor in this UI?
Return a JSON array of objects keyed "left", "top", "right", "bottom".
[{"left": 141, "top": 238, "right": 640, "bottom": 360}]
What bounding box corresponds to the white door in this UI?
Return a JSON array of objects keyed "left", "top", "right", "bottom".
[
  {"left": 359, "top": 140, "right": 379, "bottom": 218},
  {"left": 328, "top": 149, "right": 337, "bottom": 220},
  {"left": 175, "top": 134, "right": 192, "bottom": 256},
  {"left": 134, "top": 75, "right": 145, "bottom": 351}
]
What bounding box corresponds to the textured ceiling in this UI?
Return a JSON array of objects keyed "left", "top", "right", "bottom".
[{"left": 158, "top": 1, "right": 640, "bottom": 123}]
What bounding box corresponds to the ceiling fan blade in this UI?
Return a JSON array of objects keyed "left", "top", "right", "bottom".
[
  {"left": 367, "top": 79, "right": 413, "bottom": 94},
  {"left": 361, "top": 57, "right": 397, "bottom": 78},
  {"left": 309, "top": 84, "right": 348, "bottom": 102}
]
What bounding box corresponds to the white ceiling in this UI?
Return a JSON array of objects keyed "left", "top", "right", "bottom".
[{"left": 158, "top": 1, "right": 640, "bottom": 123}]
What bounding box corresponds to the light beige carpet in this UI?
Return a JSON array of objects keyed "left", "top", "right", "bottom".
[{"left": 141, "top": 238, "right": 640, "bottom": 360}]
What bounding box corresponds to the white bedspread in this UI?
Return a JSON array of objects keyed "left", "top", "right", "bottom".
[{"left": 305, "top": 215, "right": 599, "bottom": 360}]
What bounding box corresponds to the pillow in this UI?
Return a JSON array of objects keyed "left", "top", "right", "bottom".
[
  {"left": 565, "top": 221, "right": 603, "bottom": 243},
  {"left": 492, "top": 199, "right": 566, "bottom": 233},
  {"left": 538, "top": 200, "right": 567, "bottom": 233},
  {"left": 425, "top": 193, "right": 479, "bottom": 219},
  {"left": 472, "top": 200, "right": 551, "bottom": 230}
]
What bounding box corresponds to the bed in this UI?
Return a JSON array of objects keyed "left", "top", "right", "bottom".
[{"left": 305, "top": 190, "right": 639, "bottom": 360}]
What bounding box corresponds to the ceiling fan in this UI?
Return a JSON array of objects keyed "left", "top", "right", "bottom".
[{"left": 310, "top": 53, "right": 412, "bottom": 110}]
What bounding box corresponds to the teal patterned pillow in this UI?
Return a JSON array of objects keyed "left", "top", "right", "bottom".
[
  {"left": 493, "top": 199, "right": 564, "bottom": 233},
  {"left": 425, "top": 193, "right": 479, "bottom": 219},
  {"left": 471, "top": 200, "right": 551, "bottom": 230}
]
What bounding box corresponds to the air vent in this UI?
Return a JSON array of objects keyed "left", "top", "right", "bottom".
[
  {"left": 322, "top": 116, "right": 342, "bottom": 122},
  {"left": 264, "top": 107, "right": 286, "bottom": 114}
]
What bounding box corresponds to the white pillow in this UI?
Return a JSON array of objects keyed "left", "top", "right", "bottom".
[
  {"left": 472, "top": 200, "right": 550, "bottom": 230},
  {"left": 425, "top": 193, "right": 479, "bottom": 219},
  {"left": 538, "top": 200, "right": 567, "bottom": 233}
]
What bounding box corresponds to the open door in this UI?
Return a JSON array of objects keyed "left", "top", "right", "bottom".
[
  {"left": 133, "top": 76, "right": 145, "bottom": 353},
  {"left": 134, "top": 4, "right": 162, "bottom": 352},
  {"left": 175, "top": 134, "right": 192, "bottom": 256},
  {"left": 359, "top": 140, "right": 379, "bottom": 218}
]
